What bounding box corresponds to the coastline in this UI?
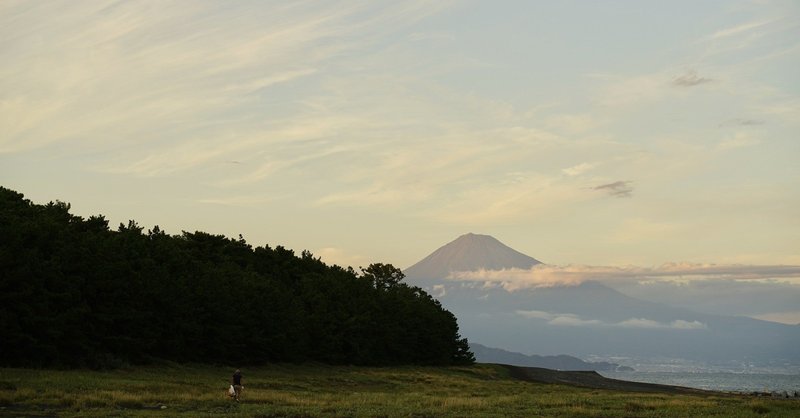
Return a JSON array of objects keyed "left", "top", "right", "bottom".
[{"left": 501, "top": 364, "right": 800, "bottom": 397}]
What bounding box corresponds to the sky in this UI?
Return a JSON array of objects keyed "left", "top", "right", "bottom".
[{"left": 2, "top": 1, "right": 799, "bottom": 280}]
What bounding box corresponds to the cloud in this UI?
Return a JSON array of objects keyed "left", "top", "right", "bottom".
[
  {"left": 408, "top": 31, "right": 455, "bottom": 42},
  {"left": 592, "top": 73, "right": 668, "bottom": 107},
  {"left": 308, "top": 120, "right": 593, "bottom": 224},
  {"left": 450, "top": 263, "right": 800, "bottom": 291},
  {"left": 515, "top": 310, "right": 558, "bottom": 320},
  {"left": 672, "top": 70, "right": 713, "bottom": 87},
  {"left": 314, "top": 247, "right": 369, "bottom": 269},
  {"left": 670, "top": 320, "right": 708, "bottom": 330},
  {"left": 607, "top": 275, "right": 800, "bottom": 321},
  {"left": 431, "top": 284, "right": 447, "bottom": 298},
  {"left": 617, "top": 318, "right": 707, "bottom": 330},
  {"left": 752, "top": 311, "right": 800, "bottom": 325},
  {"left": 562, "top": 162, "right": 596, "bottom": 176},
  {"left": 222, "top": 68, "right": 317, "bottom": 94},
  {"left": 549, "top": 315, "right": 604, "bottom": 327},
  {"left": 719, "top": 118, "right": 766, "bottom": 127},
  {"left": 615, "top": 318, "right": 663, "bottom": 328},
  {"left": 717, "top": 132, "right": 760, "bottom": 150},
  {"left": 3, "top": 0, "right": 796, "bottom": 273},
  {"left": 0, "top": 0, "right": 456, "bottom": 162},
  {"left": 196, "top": 195, "right": 274, "bottom": 207},
  {"left": 593, "top": 180, "right": 633, "bottom": 198},
  {"left": 699, "top": 14, "right": 796, "bottom": 64},
  {"left": 0, "top": 1, "right": 349, "bottom": 154},
  {"left": 710, "top": 20, "right": 774, "bottom": 40},
  {"left": 612, "top": 218, "right": 678, "bottom": 243},
  {"left": 452, "top": 266, "right": 584, "bottom": 290},
  {"left": 515, "top": 310, "right": 707, "bottom": 329},
  {"left": 515, "top": 310, "right": 602, "bottom": 326},
  {"left": 546, "top": 113, "right": 600, "bottom": 135}
]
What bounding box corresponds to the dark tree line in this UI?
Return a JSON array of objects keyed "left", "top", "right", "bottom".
[{"left": 0, "top": 187, "right": 474, "bottom": 368}]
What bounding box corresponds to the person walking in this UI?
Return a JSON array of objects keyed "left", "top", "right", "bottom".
[{"left": 232, "top": 369, "right": 243, "bottom": 402}]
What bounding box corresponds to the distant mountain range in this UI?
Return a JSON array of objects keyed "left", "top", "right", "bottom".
[
  {"left": 470, "top": 343, "right": 633, "bottom": 371},
  {"left": 405, "top": 233, "right": 800, "bottom": 369}
]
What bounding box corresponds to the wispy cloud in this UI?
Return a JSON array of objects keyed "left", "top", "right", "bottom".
[
  {"left": 672, "top": 70, "right": 713, "bottom": 87},
  {"left": 0, "top": 1, "right": 454, "bottom": 161},
  {"left": 717, "top": 132, "right": 761, "bottom": 150},
  {"left": 222, "top": 68, "right": 318, "bottom": 94},
  {"left": 309, "top": 122, "right": 588, "bottom": 223},
  {"left": 697, "top": 11, "right": 797, "bottom": 65},
  {"left": 562, "top": 162, "right": 596, "bottom": 176},
  {"left": 196, "top": 195, "right": 274, "bottom": 207},
  {"left": 415, "top": 170, "right": 589, "bottom": 225},
  {"left": 710, "top": 19, "right": 774, "bottom": 40},
  {"left": 593, "top": 180, "right": 633, "bottom": 198},
  {"left": 546, "top": 113, "right": 601, "bottom": 135},
  {"left": 611, "top": 218, "right": 681, "bottom": 245},
  {"left": 1, "top": 1, "right": 346, "bottom": 154},
  {"left": 408, "top": 31, "right": 456, "bottom": 42},
  {"left": 617, "top": 318, "right": 706, "bottom": 330},
  {"left": 719, "top": 118, "right": 766, "bottom": 127},
  {"left": 2, "top": 0, "right": 797, "bottom": 275},
  {"left": 592, "top": 73, "right": 668, "bottom": 107},
  {"left": 548, "top": 315, "right": 604, "bottom": 327}
]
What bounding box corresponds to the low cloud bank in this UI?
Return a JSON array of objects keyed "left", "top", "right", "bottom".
[
  {"left": 516, "top": 310, "right": 707, "bottom": 329},
  {"left": 449, "top": 263, "right": 800, "bottom": 291}
]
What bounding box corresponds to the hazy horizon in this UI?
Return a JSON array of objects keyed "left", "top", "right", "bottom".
[{"left": 2, "top": 1, "right": 798, "bottom": 317}]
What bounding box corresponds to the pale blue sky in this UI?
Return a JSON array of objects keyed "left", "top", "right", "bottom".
[{"left": 2, "top": 0, "right": 798, "bottom": 274}]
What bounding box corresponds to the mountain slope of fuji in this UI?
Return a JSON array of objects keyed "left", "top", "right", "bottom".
[{"left": 404, "top": 233, "right": 541, "bottom": 280}]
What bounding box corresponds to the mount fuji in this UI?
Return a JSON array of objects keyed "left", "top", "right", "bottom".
[
  {"left": 404, "top": 233, "right": 800, "bottom": 370},
  {"left": 405, "top": 233, "right": 541, "bottom": 280}
]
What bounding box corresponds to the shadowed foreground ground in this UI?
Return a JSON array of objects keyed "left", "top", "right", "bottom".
[{"left": 1, "top": 363, "right": 798, "bottom": 417}]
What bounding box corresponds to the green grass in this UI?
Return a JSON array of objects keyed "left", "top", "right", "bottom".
[{"left": 1, "top": 363, "right": 797, "bottom": 417}]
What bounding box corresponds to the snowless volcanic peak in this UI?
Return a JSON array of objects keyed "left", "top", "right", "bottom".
[{"left": 404, "top": 233, "right": 542, "bottom": 280}]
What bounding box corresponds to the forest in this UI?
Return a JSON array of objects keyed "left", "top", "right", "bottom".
[{"left": 0, "top": 186, "right": 474, "bottom": 368}]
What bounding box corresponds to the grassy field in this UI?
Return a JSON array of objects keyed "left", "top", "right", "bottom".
[{"left": 1, "top": 363, "right": 798, "bottom": 417}]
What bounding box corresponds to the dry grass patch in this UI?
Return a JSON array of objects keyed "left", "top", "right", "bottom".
[{"left": 1, "top": 364, "right": 799, "bottom": 417}]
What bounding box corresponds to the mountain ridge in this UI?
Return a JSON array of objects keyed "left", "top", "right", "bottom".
[{"left": 470, "top": 343, "right": 633, "bottom": 371}]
